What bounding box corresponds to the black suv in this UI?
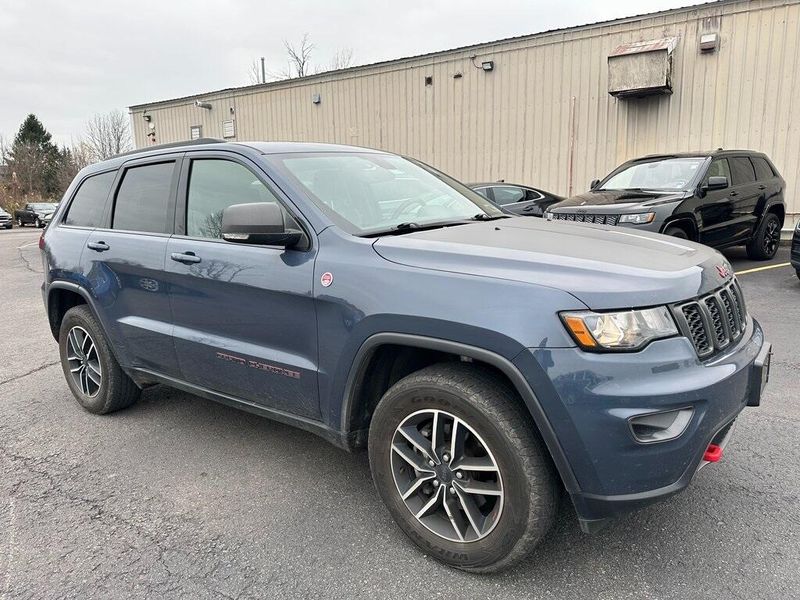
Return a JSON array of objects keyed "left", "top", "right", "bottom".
[{"left": 548, "top": 150, "right": 785, "bottom": 260}]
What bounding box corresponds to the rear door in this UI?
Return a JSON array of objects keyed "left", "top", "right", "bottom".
[
  {"left": 727, "top": 156, "right": 760, "bottom": 241},
  {"left": 82, "top": 155, "right": 181, "bottom": 376},
  {"left": 165, "top": 152, "right": 320, "bottom": 419},
  {"left": 488, "top": 185, "right": 530, "bottom": 215}
]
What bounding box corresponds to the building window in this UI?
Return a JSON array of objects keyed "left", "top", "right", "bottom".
[
  {"left": 190, "top": 125, "right": 202, "bottom": 140},
  {"left": 222, "top": 120, "right": 235, "bottom": 139}
]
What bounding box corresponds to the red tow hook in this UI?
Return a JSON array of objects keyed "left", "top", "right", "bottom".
[{"left": 703, "top": 443, "right": 723, "bottom": 463}]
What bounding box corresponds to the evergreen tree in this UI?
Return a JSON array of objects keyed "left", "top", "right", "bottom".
[{"left": 8, "top": 114, "right": 61, "bottom": 196}]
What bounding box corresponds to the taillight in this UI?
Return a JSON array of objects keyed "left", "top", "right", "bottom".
[{"left": 38, "top": 232, "right": 45, "bottom": 250}]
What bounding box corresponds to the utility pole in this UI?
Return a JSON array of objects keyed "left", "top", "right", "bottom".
[{"left": 260, "top": 57, "right": 266, "bottom": 84}]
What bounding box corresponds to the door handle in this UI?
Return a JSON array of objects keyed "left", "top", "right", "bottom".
[
  {"left": 87, "top": 241, "right": 109, "bottom": 252},
  {"left": 729, "top": 191, "right": 738, "bottom": 197},
  {"left": 758, "top": 184, "right": 766, "bottom": 190},
  {"left": 170, "top": 251, "right": 201, "bottom": 264}
]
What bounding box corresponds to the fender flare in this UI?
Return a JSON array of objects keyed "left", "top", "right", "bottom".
[
  {"left": 340, "top": 332, "right": 580, "bottom": 493},
  {"left": 660, "top": 215, "right": 698, "bottom": 239},
  {"left": 45, "top": 281, "right": 98, "bottom": 338}
]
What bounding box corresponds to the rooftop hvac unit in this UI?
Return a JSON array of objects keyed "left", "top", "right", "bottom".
[{"left": 608, "top": 37, "right": 678, "bottom": 98}]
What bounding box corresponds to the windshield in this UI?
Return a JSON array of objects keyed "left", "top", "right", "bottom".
[
  {"left": 30, "top": 203, "right": 57, "bottom": 210},
  {"left": 599, "top": 158, "right": 705, "bottom": 192},
  {"left": 266, "top": 152, "right": 502, "bottom": 235}
]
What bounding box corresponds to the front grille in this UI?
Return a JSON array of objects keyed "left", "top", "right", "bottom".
[
  {"left": 550, "top": 212, "right": 620, "bottom": 226},
  {"left": 673, "top": 279, "right": 748, "bottom": 359}
]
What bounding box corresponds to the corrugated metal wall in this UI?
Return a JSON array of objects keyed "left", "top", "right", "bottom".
[{"left": 131, "top": 0, "right": 800, "bottom": 227}]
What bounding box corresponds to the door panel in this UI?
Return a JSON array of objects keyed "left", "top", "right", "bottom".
[
  {"left": 166, "top": 238, "right": 320, "bottom": 418},
  {"left": 166, "top": 155, "right": 320, "bottom": 418},
  {"left": 728, "top": 157, "right": 760, "bottom": 241},
  {"left": 697, "top": 159, "right": 735, "bottom": 246},
  {"left": 83, "top": 230, "right": 179, "bottom": 375}
]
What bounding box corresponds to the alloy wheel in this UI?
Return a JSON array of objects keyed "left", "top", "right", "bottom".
[
  {"left": 390, "top": 409, "right": 504, "bottom": 543},
  {"left": 66, "top": 326, "right": 102, "bottom": 397},
  {"left": 763, "top": 219, "right": 780, "bottom": 256}
]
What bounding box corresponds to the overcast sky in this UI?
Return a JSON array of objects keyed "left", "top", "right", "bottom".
[{"left": 0, "top": 0, "right": 695, "bottom": 147}]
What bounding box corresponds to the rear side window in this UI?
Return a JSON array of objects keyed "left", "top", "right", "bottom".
[
  {"left": 112, "top": 162, "right": 175, "bottom": 233},
  {"left": 186, "top": 159, "right": 285, "bottom": 239},
  {"left": 64, "top": 171, "right": 115, "bottom": 227},
  {"left": 491, "top": 186, "right": 526, "bottom": 205},
  {"left": 751, "top": 157, "right": 774, "bottom": 181},
  {"left": 729, "top": 157, "right": 756, "bottom": 185}
]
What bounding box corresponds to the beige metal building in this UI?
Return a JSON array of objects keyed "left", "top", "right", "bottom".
[{"left": 130, "top": 0, "right": 800, "bottom": 231}]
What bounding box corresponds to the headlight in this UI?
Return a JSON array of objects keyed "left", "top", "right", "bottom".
[
  {"left": 618, "top": 212, "right": 656, "bottom": 224},
  {"left": 561, "top": 306, "right": 678, "bottom": 351}
]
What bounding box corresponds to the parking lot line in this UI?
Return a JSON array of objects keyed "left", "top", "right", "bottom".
[{"left": 735, "top": 262, "right": 791, "bottom": 276}]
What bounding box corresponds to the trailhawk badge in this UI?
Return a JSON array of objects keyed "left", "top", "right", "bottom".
[{"left": 320, "top": 272, "right": 334, "bottom": 287}]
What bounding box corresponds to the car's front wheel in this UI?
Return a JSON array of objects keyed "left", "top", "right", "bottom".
[
  {"left": 58, "top": 305, "right": 140, "bottom": 414},
  {"left": 368, "top": 363, "right": 558, "bottom": 572}
]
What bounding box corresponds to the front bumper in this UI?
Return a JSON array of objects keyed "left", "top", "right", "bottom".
[{"left": 514, "top": 318, "right": 768, "bottom": 530}]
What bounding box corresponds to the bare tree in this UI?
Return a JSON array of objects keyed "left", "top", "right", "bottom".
[
  {"left": 326, "top": 48, "right": 354, "bottom": 72},
  {"left": 285, "top": 33, "right": 314, "bottom": 78},
  {"left": 84, "top": 110, "right": 133, "bottom": 161},
  {"left": 0, "top": 134, "right": 8, "bottom": 165}
]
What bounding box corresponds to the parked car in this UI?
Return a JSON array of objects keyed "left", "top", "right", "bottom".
[
  {"left": 547, "top": 150, "right": 785, "bottom": 260},
  {"left": 469, "top": 182, "right": 563, "bottom": 216},
  {"left": 791, "top": 219, "right": 800, "bottom": 281},
  {"left": 41, "top": 140, "right": 770, "bottom": 572},
  {"left": 0, "top": 207, "right": 12, "bottom": 229},
  {"left": 15, "top": 202, "right": 58, "bottom": 228}
]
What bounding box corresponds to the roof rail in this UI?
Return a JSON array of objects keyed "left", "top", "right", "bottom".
[{"left": 114, "top": 138, "right": 224, "bottom": 159}]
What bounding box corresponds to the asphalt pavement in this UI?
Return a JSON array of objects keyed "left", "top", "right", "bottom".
[{"left": 0, "top": 227, "right": 797, "bottom": 599}]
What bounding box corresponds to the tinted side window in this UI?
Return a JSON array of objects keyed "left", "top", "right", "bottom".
[
  {"left": 64, "top": 171, "right": 116, "bottom": 228},
  {"left": 751, "top": 157, "right": 774, "bottom": 181},
  {"left": 704, "top": 159, "right": 731, "bottom": 185},
  {"left": 729, "top": 157, "right": 756, "bottom": 186},
  {"left": 472, "top": 187, "right": 492, "bottom": 200},
  {"left": 491, "top": 186, "right": 526, "bottom": 205},
  {"left": 112, "top": 162, "right": 175, "bottom": 233},
  {"left": 186, "top": 159, "right": 284, "bottom": 239}
]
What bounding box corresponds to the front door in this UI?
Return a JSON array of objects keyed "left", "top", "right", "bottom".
[
  {"left": 697, "top": 158, "right": 737, "bottom": 247},
  {"left": 165, "top": 154, "right": 320, "bottom": 419}
]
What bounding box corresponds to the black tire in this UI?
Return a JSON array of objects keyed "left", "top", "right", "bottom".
[
  {"left": 664, "top": 226, "right": 689, "bottom": 239},
  {"left": 35, "top": 217, "right": 42, "bottom": 228},
  {"left": 58, "top": 305, "right": 140, "bottom": 414},
  {"left": 368, "top": 363, "right": 558, "bottom": 573},
  {"left": 746, "top": 212, "right": 781, "bottom": 260},
  {"left": 16, "top": 217, "right": 23, "bottom": 227}
]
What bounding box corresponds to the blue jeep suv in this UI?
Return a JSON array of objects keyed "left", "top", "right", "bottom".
[{"left": 40, "top": 140, "right": 771, "bottom": 572}]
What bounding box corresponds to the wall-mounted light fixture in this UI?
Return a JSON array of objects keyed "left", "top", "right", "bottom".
[
  {"left": 470, "top": 55, "right": 495, "bottom": 72},
  {"left": 195, "top": 100, "right": 213, "bottom": 109},
  {"left": 312, "top": 93, "right": 322, "bottom": 104},
  {"left": 142, "top": 114, "right": 152, "bottom": 122}
]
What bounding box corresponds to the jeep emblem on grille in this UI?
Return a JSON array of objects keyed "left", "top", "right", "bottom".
[{"left": 716, "top": 264, "right": 731, "bottom": 278}]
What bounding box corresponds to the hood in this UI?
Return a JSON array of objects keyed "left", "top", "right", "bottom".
[
  {"left": 549, "top": 189, "right": 686, "bottom": 210},
  {"left": 372, "top": 217, "right": 731, "bottom": 310}
]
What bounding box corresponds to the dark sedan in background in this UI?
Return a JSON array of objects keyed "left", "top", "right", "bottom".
[{"left": 470, "top": 182, "right": 563, "bottom": 216}]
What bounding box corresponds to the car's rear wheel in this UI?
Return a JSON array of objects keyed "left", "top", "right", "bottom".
[
  {"left": 368, "top": 363, "right": 558, "bottom": 573},
  {"left": 58, "top": 305, "right": 140, "bottom": 414},
  {"left": 664, "top": 226, "right": 689, "bottom": 239},
  {"left": 746, "top": 212, "right": 781, "bottom": 260}
]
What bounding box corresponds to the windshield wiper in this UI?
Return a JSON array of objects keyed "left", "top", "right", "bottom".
[
  {"left": 362, "top": 219, "right": 471, "bottom": 237},
  {"left": 471, "top": 213, "right": 510, "bottom": 221}
]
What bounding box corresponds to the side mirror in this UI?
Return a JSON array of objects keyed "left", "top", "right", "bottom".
[
  {"left": 221, "top": 202, "right": 306, "bottom": 248},
  {"left": 703, "top": 175, "right": 728, "bottom": 191},
  {"left": 590, "top": 179, "right": 601, "bottom": 190}
]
